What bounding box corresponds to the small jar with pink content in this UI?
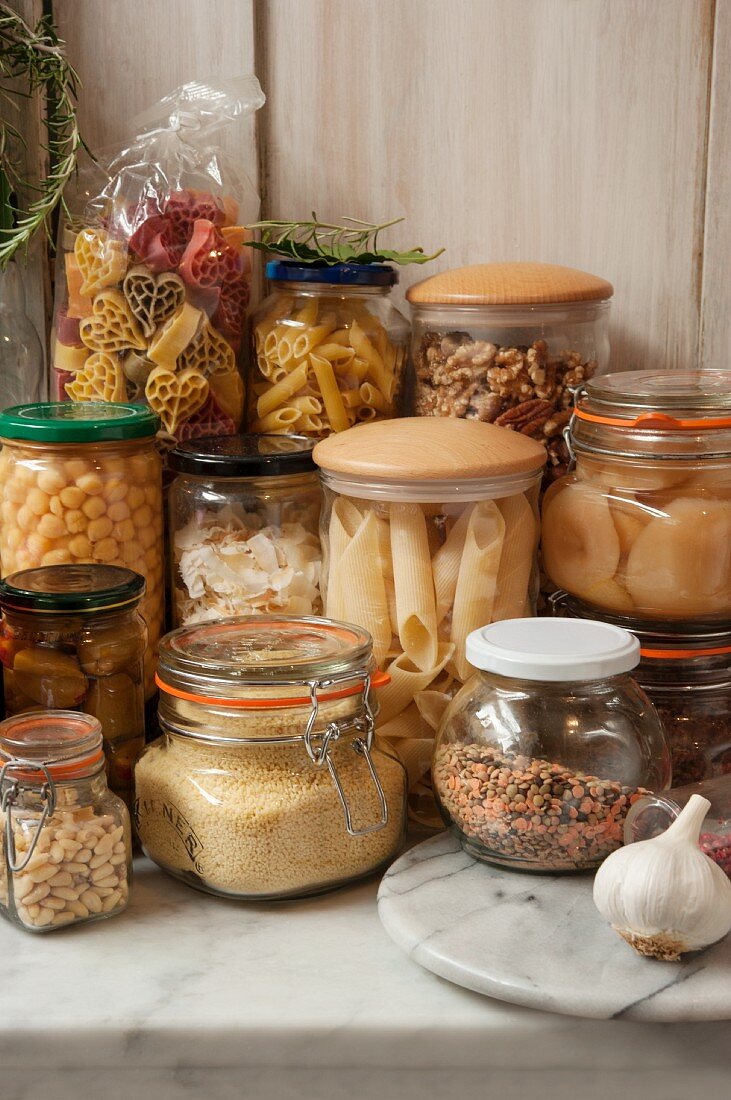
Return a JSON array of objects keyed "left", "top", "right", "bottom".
[{"left": 433, "top": 618, "right": 670, "bottom": 873}]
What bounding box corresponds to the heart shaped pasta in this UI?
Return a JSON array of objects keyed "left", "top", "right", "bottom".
[
  {"left": 178, "top": 392, "right": 236, "bottom": 442},
  {"left": 178, "top": 317, "right": 236, "bottom": 376},
  {"left": 65, "top": 352, "right": 127, "bottom": 404},
  {"left": 123, "top": 265, "right": 186, "bottom": 338},
  {"left": 74, "top": 228, "right": 127, "bottom": 296},
  {"left": 145, "top": 365, "right": 209, "bottom": 436},
  {"left": 80, "top": 289, "right": 147, "bottom": 354},
  {"left": 213, "top": 272, "right": 249, "bottom": 342},
  {"left": 178, "top": 219, "right": 243, "bottom": 290}
]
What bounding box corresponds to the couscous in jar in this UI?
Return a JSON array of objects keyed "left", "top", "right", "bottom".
[{"left": 134, "top": 616, "right": 407, "bottom": 899}]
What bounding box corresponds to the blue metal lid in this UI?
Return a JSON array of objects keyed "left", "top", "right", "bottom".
[{"left": 265, "top": 260, "right": 398, "bottom": 286}]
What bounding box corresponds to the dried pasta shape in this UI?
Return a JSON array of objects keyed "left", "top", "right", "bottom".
[
  {"left": 146, "top": 366, "right": 209, "bottom": 437},
  {"left": 390, "top": 502, "right": 438, "bottom": 672},
  {"left": 324, "top": 496, "right": 363, "bottom": 618},
  {"left": 450, "top": 501, "right": 506, "bottom": 681},
  {"left": 123, "top": 265, "right": 186, "bottom": 338},
  {"left": 148, "top": 302, "right": 202, "bottom": 368},
  {"left": 79, "top": 289, "right": 146, "bottom": 354},
  {"left": 492, "top": 493, "right": 536, "bottom": 621},
  {"left": 431, "top": 507, "right": 472, "bottom": 624},
  {"left": 65, "top": 353, "right": 127, "bottom": 404},
  {"left": 625, "top": 496, "right": 731, "bottom": 616},
  {"left": 74, "top": 228, "right": 127, "bottom": 296},
  {"left": 378, "top": 644, "right": 455, "bottom": 725},
  {"left": 209, "top": 370, "right": 245, "bottom": 427},
  {"left": 178, "top": 317, "right": 237, "bottom": 377},
  {"left": 541, "top": 481, "right": 621, "bottom": 596},
  {"left": 325, "top": 506, "right": 391, "bottom": 665}
]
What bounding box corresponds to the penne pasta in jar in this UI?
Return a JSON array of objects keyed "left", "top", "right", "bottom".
[
  {"left": 246, "top": 262, "right": 409, "bottom": 438},
  {"left": 313, "top": 418, "right": 546, "bottom": 824}
]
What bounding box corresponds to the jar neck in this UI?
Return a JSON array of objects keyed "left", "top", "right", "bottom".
[
  {"left": 2, "top": 605, "right": 140, "bottom": 630},
  {"left": 5, "top": 767, "right": 108, "bottom": 812},
  {"left": 480, "top": 669, "right": 633, "bottom": 694},
  {"left": 0, "top": 437, "right": 157, "bottom": 457}
]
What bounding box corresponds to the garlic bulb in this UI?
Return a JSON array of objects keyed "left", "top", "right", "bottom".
[{"left": 593, "top": 793, "right": 731, "bottom": 961}]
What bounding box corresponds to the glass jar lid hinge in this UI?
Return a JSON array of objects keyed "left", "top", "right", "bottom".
[{"left": 0, "top": 759, "right": 57, "bottom": 872}]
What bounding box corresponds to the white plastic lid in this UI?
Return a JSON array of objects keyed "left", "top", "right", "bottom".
[{"left": 465, "top": 618, "right": 640, "bottom": 682}]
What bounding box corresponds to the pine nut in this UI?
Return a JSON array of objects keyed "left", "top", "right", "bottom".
[
  {"left": 23, "top": 882, "right": 51, "bottom": 906},
  {"left": 101, "top": 890, "right": 122, "bottom": 913},
  {"left": 80, "top": 890, "right": 102, "bottom": 913}
]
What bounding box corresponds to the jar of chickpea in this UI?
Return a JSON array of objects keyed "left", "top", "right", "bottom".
[{"left": 0, "top": 403, "right": 163, "bottom": 699}]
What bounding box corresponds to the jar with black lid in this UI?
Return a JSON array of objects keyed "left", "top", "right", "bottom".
[{"left": 168, "top": 433, "right": 321, "bottom": 627}]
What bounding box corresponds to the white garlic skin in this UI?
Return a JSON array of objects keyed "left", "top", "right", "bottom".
[{"left": 593, "top": 794, "right": 731, "bottom": 960}]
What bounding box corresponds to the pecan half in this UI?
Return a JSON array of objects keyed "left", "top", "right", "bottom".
[{"left": 494, "top": 398, "right": 553, "bottom": 436}]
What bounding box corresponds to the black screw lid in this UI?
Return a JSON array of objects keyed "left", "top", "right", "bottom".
[{"left": 168, "top": 434, "right": 317, "bottom": 478}]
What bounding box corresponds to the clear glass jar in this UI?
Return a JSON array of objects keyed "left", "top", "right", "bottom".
[
  {"left": 134, "top": 616, "right": 406, "bottom": 899},
  {"left": 246, "top": 261, "right": 410, "bottom": 437},
  {"left": 168, "top": 434, "right": 321, "bottom": 627},
  {"left": 313, "top": 417, "right": 546, "bottom": 824},
  {"left": 433, "top": 618, "right": 670, "bottom": 873},
  {"left": 0, "top": 710, "right": 132, "bottom": 932},
  {"left": 407, "top": 263, "right": 612, "bottom": 484},
  {"left": 541, "top": 370, "right": 731, "bottom": 620},
  {"left": 0, "top": 565, "right": 147, "bottom": 810},
  {"left": 0, "top": 262, "right": 45, "bottom": 406},
  {"left": 0, "top": 402, "right": 164, "bottom": 697},
  {"left": 624, "top": 776, "right": 731, "bottom": 880},
  {"left": 553, "top": 593, "right": 731, "bottom": 786}
]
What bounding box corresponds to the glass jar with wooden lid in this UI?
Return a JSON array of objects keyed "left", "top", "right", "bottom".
[
  {"left": 407, "top": 262, "right": 612, "bottom": 484},
  {"left": 312, "top": 417, "right": 546, "bottom": 818},
  {"left": 541, "top": 370, "right": 731, "bottom": 621}
]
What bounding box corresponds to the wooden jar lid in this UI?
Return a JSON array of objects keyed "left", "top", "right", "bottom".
[
  {"left": 312, "top": 418, "right": 546, "bottom": 480},
  {"left": 406, "top": 262, "right": 614, "bottom": 306}
]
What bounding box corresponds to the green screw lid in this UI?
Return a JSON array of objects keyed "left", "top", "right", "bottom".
[
  {"left": 0, "top": 402, "right": 160, "bottom": 442},
  {"left": 0, "top": 565, "right": 145, "bottom": 615}
]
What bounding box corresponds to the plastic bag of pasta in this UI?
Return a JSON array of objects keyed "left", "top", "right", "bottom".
[{"left": 51, "top": 77, "right": 264, "bottom": 445}]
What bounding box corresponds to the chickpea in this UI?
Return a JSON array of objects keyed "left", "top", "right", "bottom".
[
  {"left": 87, "top": 517, "right": 114, "bottom": 543},
  {"left": 15, "top": 465, "right": 37, "bottom": 488},
  {"left": 138, "top": 527, "right": 156, "bottom": 551},
  {"left": 27, "top": 488, "right": 51, "bottom": 517},
  {"left": 132, "top": 504, "right": 153, "bottom": 530},
  {"left": 144, "top": 547, "right": 159, "bottom": 571},
  {"left": 37, "top": 514, "right": 66, "bottom": 540},
  {"left": 76, "top": 472, "right": 104, "bottom": 496},
  {"left": 5, "top": 481, "right": 26, "bottom": 504},
  {"left": 125, "top": 541, "right": 143, "bottom": 564},
  {"left": 42, "top": 548, "right": 73, "bottom": 566},
  {"left": 107, "top": 500, "right": 130, "bottom": 523},
  {"left": 82, "top": 496, "right": 106, "bottom": 521},
  {"left": 92, "top": 538, "right": 119, "bottom": 563},
  {"left": 129, "top": 456, "right": 150, "bottom": 481},
  {"left": 59, "top": 485, "right": 85, "bottom": 510},
  {"left": 127, "top": 487, "right": 145, "bottom": 510},
  {"left": 1, "top": 501, "right": 18, "bottom": 524},
  {"left": 16, "top": 506, "right": 35, "bottom": 532},
  {"left": 37, "top": 469, "right": 67, "bottom": 495},
  {"left": 26, "top": 533, "right": 53, "bottom": 559},
  {"left": 49, "top": 496, "right": 65, "bottom": 517},
  {"left": 144, "top": 485, "right": 159, "bottom": 505},
  {"left": 113, "top": 519, "right": 135, "bottom": 543},
  {"left": 65, "top": 459, "right": 89, "bottom": 480},
  {"left": 65, "top": 510, "right": 88, "bottom": 535},
  {"left": 68, "top": 535, "right": 93, "bottom": 559},
  {"left": 104, "top": 479, "right": 127, "bottom": 504},
  {"left": 5, "top": 527, "right": 22, "bottom": 552}
]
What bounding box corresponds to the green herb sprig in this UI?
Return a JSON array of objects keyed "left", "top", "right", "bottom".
[
  {"left": 246, "top": 215, "right": 444, "bottom": 266},
  {"left": 0, "top": 4, "right": 86, "bottom": 268}
]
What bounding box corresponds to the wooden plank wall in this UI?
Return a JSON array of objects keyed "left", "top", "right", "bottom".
[{"left": 37, "top": 0, "right": 731, "bottom": 372}]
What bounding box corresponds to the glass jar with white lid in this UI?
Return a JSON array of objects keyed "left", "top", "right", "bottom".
[
  {"left": 541, "top": 369, "right": 731, "bottom": 620},
  {"left": 134, "top": 616, "right": 406, "bottom": 899},
  {"left": 433, "top": 618, "right": 671, "bottom": 873}
]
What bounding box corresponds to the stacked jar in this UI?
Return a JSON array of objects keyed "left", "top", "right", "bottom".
[
  {"left": 168, "top": 434, "right": 321, "bottom": 627},
  {"left": 0, "top": 402, "right": 164, "bottom": 700},
  {"left": 406, "top": 262, "right": 613, "bottom": 485},
  {"left": 247, "top": 261, "right": 410, "bottom": 437},
  {"left": 542, "top": 369, "right": 731, "bottom": 791},
  {"left": 313, "top": 417, "right": 546, "bottom": 820}
]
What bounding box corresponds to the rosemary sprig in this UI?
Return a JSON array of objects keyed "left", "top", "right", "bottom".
[
  {"left": 0, "top": 4, "right": 87, "bottom": 268},
  {"left": 246, "top": 215, "right": 444, "bottom": 266}
]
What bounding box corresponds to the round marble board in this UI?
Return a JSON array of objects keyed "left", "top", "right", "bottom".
[{"left": 377, "top": 832, "right": 731, "bottom": 1022}]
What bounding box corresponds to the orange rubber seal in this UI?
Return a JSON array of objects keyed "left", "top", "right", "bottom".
[
  {"left": 155, "top": 668, "right": 391, "bottom": 709},
  {"left": 0, "top": 746, "right": 105, "bottom": 783},
  {"left": 576, "top": 408, "right": 731, "bottom": 430},
  {"left": 640, "top": 645, "right": 731, "bottom": 660}
]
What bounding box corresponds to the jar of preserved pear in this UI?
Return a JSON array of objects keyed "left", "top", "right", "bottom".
[
  {"left": 0, "top": 564, "right": 147, "bottom": 810},
  {"left": 0, "top": 402, "right": 163, "bottom": 697},
  {"left": 0, "top": 710, "right": 132, "bottom": 932}
]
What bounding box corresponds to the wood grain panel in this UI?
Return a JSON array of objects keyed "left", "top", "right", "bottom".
[
  {"left": 699, "top": 0, "right": 731, "bottom": 370},
  {"left": 257, "top": 0, "right": 714, "bottom": 373}
]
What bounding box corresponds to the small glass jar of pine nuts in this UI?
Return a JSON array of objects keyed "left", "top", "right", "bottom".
[
  {"left": 0, "top": 402, "right": 164, "bottom": 699},
  {"left": 0, "top": 711, "right": 132, "bottom": 932},
  {"left": 246, "top": 262, "right": 410, "bottom": 438}
]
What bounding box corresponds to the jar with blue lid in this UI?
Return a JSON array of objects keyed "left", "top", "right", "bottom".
[{"left": 247, "top": 262, "right": 409, "bottom": 438}]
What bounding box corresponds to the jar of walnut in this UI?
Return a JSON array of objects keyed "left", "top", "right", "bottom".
[
  {"left": 0, "top": 402, "right": 163, "bottom": 699},
  {"left": 407, "top": 263, "right": 612, "bottom": 485}
]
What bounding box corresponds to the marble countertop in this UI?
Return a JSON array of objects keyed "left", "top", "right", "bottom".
[{"left": 2, "top": 851, "right": 730, "bottom": 1100}]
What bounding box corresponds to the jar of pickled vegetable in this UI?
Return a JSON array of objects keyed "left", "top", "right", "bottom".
[
  {"left": 541, "top": 370, "right": 731, "bottom": 620},
  {"left": 0, "top": 402, "right": 163, "bottom": 697},
  {"left": 0, "top": 710, "right": 132, "bottom": 932},
  {"left": 135, "top": 616, "right": 406, "bottom": 899},
  {"left": 246, "top": 262, "right": 409, "bottom": 437},
  {"left": 0, "top": 564, "right": 147, "bottom": 809},
  {"left": 168, "top": 433, "right": 321, "bottom": 626}
]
